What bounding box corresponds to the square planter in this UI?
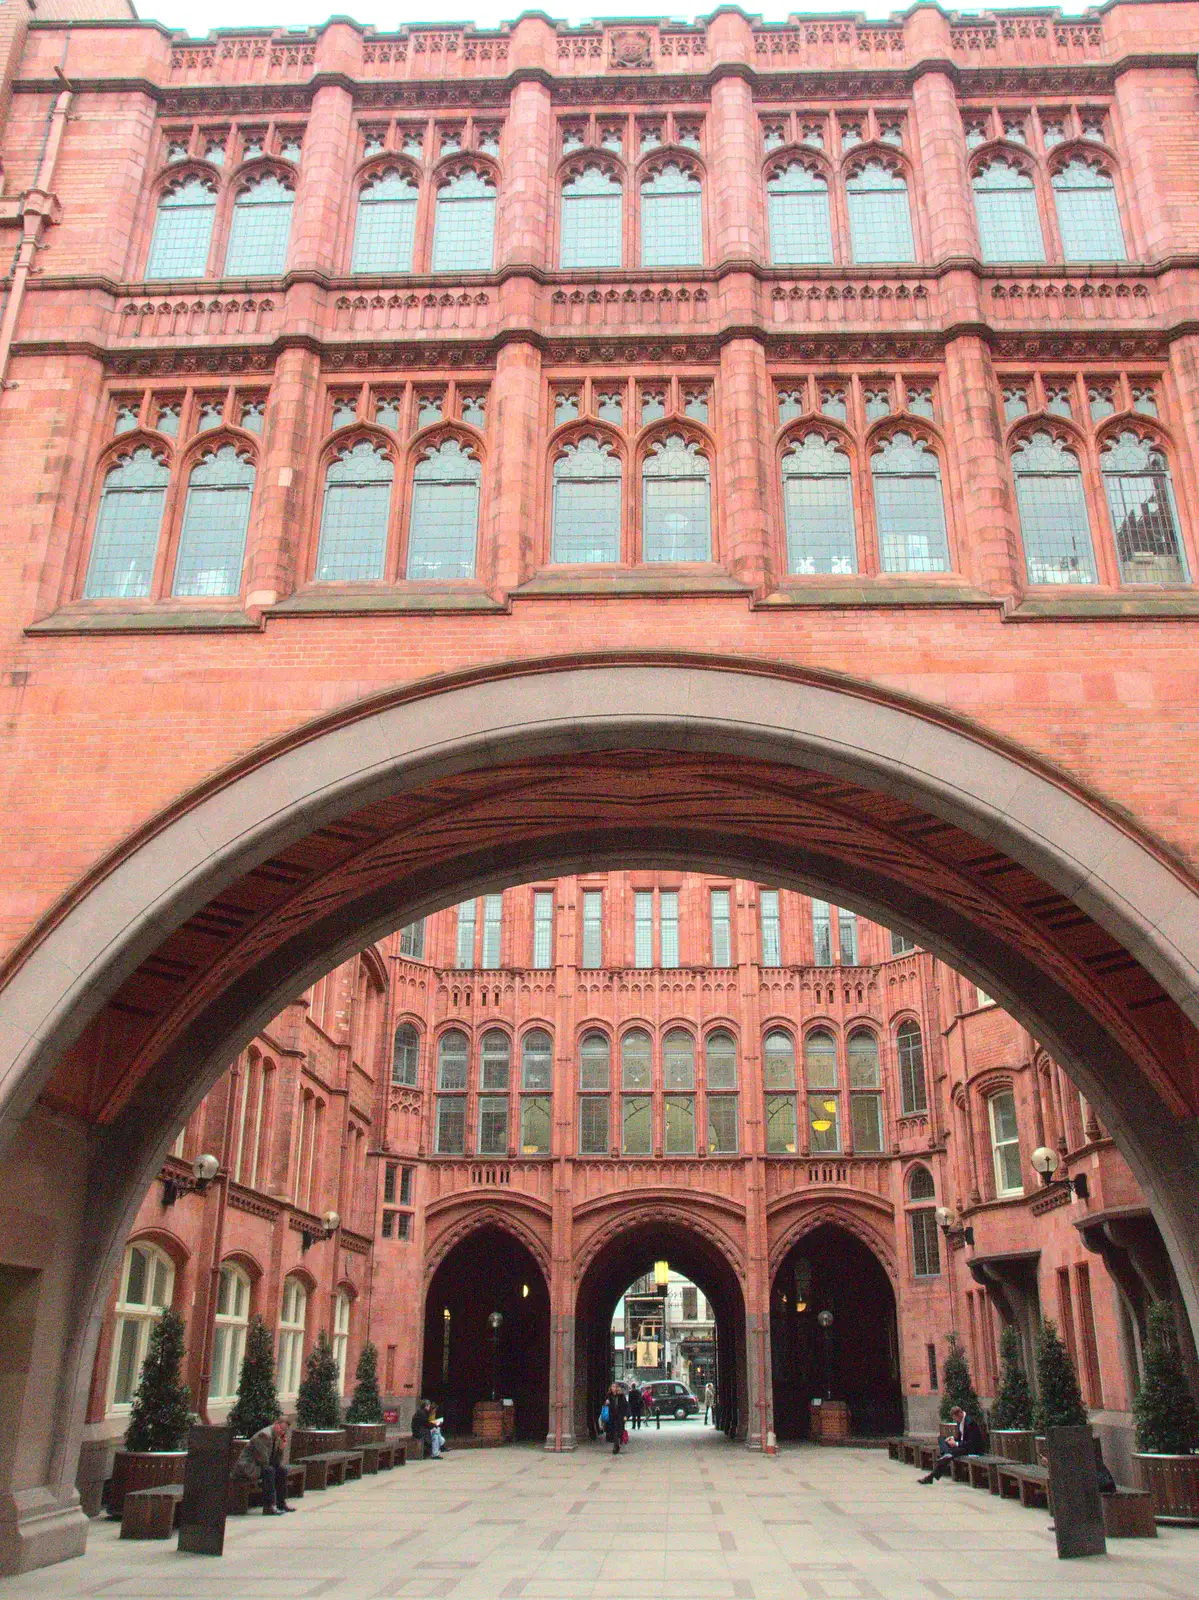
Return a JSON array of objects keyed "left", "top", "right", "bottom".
[
  {"left": 345, "top": 1422, "right": 386, "bottom": 1447},
  {"left": 1133, "top": 1453, "right": 1199, "bottom": 1524},
  {"left": 106, "top": 1450, "right": 188, "bottom": 1518},
  {"left": 991, "top": 1429, "right": 1037, "bottom": 1465}
]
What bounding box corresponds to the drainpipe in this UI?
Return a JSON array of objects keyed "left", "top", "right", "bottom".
[{"left": 0, "top": 66, "right": 71, "bottom": 392}]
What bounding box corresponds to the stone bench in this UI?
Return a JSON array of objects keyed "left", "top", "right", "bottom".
[
  {"left": 996, "top": 1461, "right": 1051, "bottom": 1508},
  {"left": 302, "top": 1450, "right": 363, "bottom": 1491},
  {"left": 1102, "top": 1487, "right": 1157, "bottom": 1538},
  {"left": 120, "top": 1484, "right": 183, "bottom": 1540}
]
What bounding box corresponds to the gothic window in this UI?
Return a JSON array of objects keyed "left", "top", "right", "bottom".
[
  {"left": 1101, "top": 432, "right": 1189, "bottom": 585},
  {"left": 532, "top": 890, "right": 554, "bottom": 967},
  {"left": 351, "top": 169, "right": 419, "bottom": 273},
  {"left": 621, "top": 1029, "right": 652, "bottom": 1090},
  {"left": 147, "top": 177, "right": 216, "bottom": 279},
  {"left": 897, "top": 1020, "right": 927, "bottom": 1114},
  {"left": 640, "top": 163, "right": 702, "bottom": 268},
  {"left": 477, "top": 1029, "right": 510, "bottom": 1154},
  {"left": 811, "top": 898, "right": 832, "bottom": 966},
  {"left": 1011, "top": 432, "right": 1098, "bottom": 586},
  {"left": 551, "top": 437, "right": 622, "bottom": 564},
  {"left": 706, "top": 1030, "right": 737, "bottom": 1090},
  {"left": 431, "top": 169, "right": 496, "bottom": 273},
  {"left": 84, "top": 448, "right": 171, "bottom": 599},
  {"left": 621, "top": 1030, "right": 652, "bottom": 1154},
  {"left": 660, "top": 890, "right": 679, "bottom": 967},
  {"left": 846, "top": 160, "right": 915, "bottom": 264},
  {"left": 804, "top": 1028, "right": 838, "bottom": 1089},
  {"left": 172, "top": 445, "right": 255, "bottom": 597},
  {"left": 332, "top": 1291, "right": 351, "bottom": 1393},
  {"left": 224, "top": 174, "right": 294, "bottom": 276},
  {"left": 392, "top": 1022, "right": 419, "bottom": 1086},
  {"left": 210, "top": 1263, "right": 251, "bottom": 1402},
  {"left": 910, "top": 1209, "right": 941, "bottom": 1277},
  {"left": 522, "top": 1029, "right": 553, "bottom": 1091},
  {"left": 781, "top": 435, "right": 856, "bottom": 575},
  {"left": 989, "top": 1089, "right": 1023, "bottom": 1195},
  {"left": 665, "top": 1091, "right": 695, "bottom": 1154},
  {"left": 705, "top": 1030, "right": 738, "bottom": 1154},
  {"left": 871, "top": 433, "right": 950, "bottom": 573},
  {"left": 107, "top": 1242, "right": 174, "bottom": 1410},
  {"left": 908, "top": 1163, "right": 936, "bottom": 1201},
  {"left": 1051, "top": 159, "right": 1126, "bottom": 261},
  {"left": 480, "top": 890, "right": 503, "bottom": 968},
  {"left": 767, "top": 162, "right": 833, "bottom": 265},
  {"left": 710, "top": 888, "right": 731, "bottom": 966},
  {"left": 315, "top": 441, "right": 393, "bottom": 582},
  {"left": 578, "top": 1030, "right": 610, "bottom": 1154},
  {"left": 405, "top": 439, "right": 481, "bottom": 581},
  {"left": 664, "top": 1029, "right": 697, "bottom": 1153},
  {"left": 622, "top": 1089, "right": 652, "bottom": 1154},
  {"left": 435, "top": 1030, "right": 468, "bottom": 1154},
  {"left": 581, "top": 889, "right": 603, "bottom": 967},
  {"left": 972, "top": 159, "right": 1045, "bottom": 262},
  {"left": 805, "top": 1029, "right": 840, "bottom": 1152},
  {"left": 560, "top": 166, "right": 623, "bottom": 269},
  {"left": 642, "top": 435, "right": 711, "bottom": 562},
  {"left": 848, "top": 1028, "right": 882, "bottom": 1153},
  {"left": 763, "top": 1030, "right": 797, "bottom": 1153}
]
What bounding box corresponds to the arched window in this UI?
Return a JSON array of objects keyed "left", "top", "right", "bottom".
[
  {"left": 560, "top": 166, "right": 623, "bottom": 269},
  {"left": 107, "top": 1242, "right": 174, "bottom": 1411},
  {"left": 640, "top": 163, "right": 702, "bottom": 268},
  {"left": 972, "top": 159, "right": 1045, "bottom": 262},
  {"left": 211, "top": 1263, "right": 251, "bottom": 1402},
  {"left": 84, "top": 448, "right": 170, "bottom": 599},
  {"left": 1052, "top": 159, "right": 1125, "bottom": 261},
  {"left": 763, "top": 1029, "right": 797, "bottom": 1153},
  {"left": 642, "top": 435, "right": 711, "bottom": 562},
  {"left": 315, "top": 441, "right": 394, "bottom": 582},
  {"left": 767, "top": 161, "right": 833, "bottom": 265},
  {"left": 520, "top": 1028, "right": 553, "bottom": 1154},
  {"left": 989, "top": 1089, "right": 1023, "bottom": 1196},
  {"left": 847, "top": 1029, "right": 879, "bottom": 1087},
  {"left": 847, "top": 1028, "right": 882, "bottom": 1153},
  {"left": 621, "top": 1029, "right": 652, "bottom": 1154},
  {"left": 909, "top": 1208, "right": 941, "bottom": 1277},
  {"left": 478, "top": 1030, "right": 510, "bottom": 1153},
  {"left": 871, "top": 434, "right": 950, "bottom": 573},
  {"left": 763, "top": 1029, "right": 796, "bottom": 1089},
  {"left": 277, "top": 1275, "right": 307, "bottom": 1398},
  {"left": 332, "top": 1290, "right": 351, "bottom": 1393},
  {"left": 781, "top": 434, "right": 857, "bottom": 574},
  {"left": 621, "top": 1029, "right": 652, "bottom": 1089},
  {"left": 804, "top": 1028, "right": 838, "bottom": 1088},
  {"left": 437, "top": 1030, "right": 469, "bottom": 1089},
  {"left": 405, "top": 438, "right": 480, "bottom": 581},
  {"left": 224, "top": 174, "right": 294, "bottom": 276},
  {"left": 579, "top": 1030, "right": 610, "bottom": 1154},
  {"left": 522, "top": 1029, "right": 553, "bottom": 1090},
  {"left": 908, "top": 1164, "right": 936, "bottom": 1201},
  {"left": 352, "top": 169, "right": 419, "bottom": 273},
  {"left": 897, "top": 1020, "right": 927, "bottom": 1114},
  {"left": 172, "top": 445, "right": 255, "bottom": 596},
  {"left": 662, "top": 1029, "right": 696, "bottom": 1153},
  {"left": 805, "top": 1027, "right": 839, "bottom": 1152},
  {"left": 552, "top": 437, "right": 622, "bottom": 564},
  {"left": 706, "top": 1030, "right": 739, "bottom": 1155},
  {"left": 1100, "top": 432, "right": 1189, "bottom": 586},
  {"left": 147, "top": 177, "right": 216, "bottom": 279},
  {"left": 431, "top": 169, "right": 496, "bottom": 273},
  {"left": 846, "top": 160, "right": 914, "bottom": 263},
  {"left": 435, "top": 1029, "right": 469, "bottom": 1154},
  {"left": 1011, "top": 432, "right": 1098, "bottom": 585},
  {"left": 706, "top": 1030, "right": 737, "bottom": 1090},
  {"left": 392, "top": 1022, "right": 420, "bottom": 1087}
]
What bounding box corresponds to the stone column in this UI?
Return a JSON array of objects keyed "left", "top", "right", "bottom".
[
  {"left": 743, "top": 1153, "right": 773, "bottom": 1450},
  {"left": 486, "top": 338, "right": 543, "bottom": 593},
  {"left": 545, "top": 1181, "right": 576, "bottom": 1451},
  {"left": 905, "top": 9, "right": 975, "bottom": 265},
  {"left": 706, "top": 73, "right": 766, "bottom": 266},
  {"left": 497, "top": 77, "right": 554, "bottom": 272},
  {"left": 288, "top": 81, "right": 355, "bottom": 278},
  {"left": 717, "top": 337, "right": 776, "bottom": 593},
  {"left": 942, "top": 334, "right": 1023, "bottom": 595},
  {"left": 243, "top": 346, "right": 323, "bottom": 608}
]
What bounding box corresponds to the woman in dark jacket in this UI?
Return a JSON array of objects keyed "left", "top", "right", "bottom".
[{"left": 603, "top": 1383, "right": 628, "bottom": 1455}]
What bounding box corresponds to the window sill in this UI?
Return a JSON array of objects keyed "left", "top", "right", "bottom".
[
  {"left": 1003, "top": 591, "right": 1199, "bottom": 620},
  {"left": 270, "top": 585, "right": 506, "bottom": 615},
  {"left": 26, "top": 604, "right": 262, "bottom": 635},
  {"left": 513, "top": 569, "right": 751, "bottom": 599},
  {"left": 757, "top": 580, "right": 998, "bottom": 609}
]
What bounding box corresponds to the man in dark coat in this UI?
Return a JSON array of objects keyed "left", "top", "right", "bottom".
[
  {"left": 412, "top": 1399, "right": 433, "bottom": 1460},
  {"left": 233, "top": 1419, "right": 294, "bottom": 1514},
  {"left": 604, "top": 1383, "right": 629, "bottom": 1455},
  {"left": 627, "top": 1383, "right": 644, "bottom": 1430},
  {"left": 920, "top": 1405, "right": 985, "bottom": 1482}
]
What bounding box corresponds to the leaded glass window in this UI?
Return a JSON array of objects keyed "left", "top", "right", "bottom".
[
  {"left": 224, "top": 175, "right": 293, "bottom": 276},
  {"left": 660, "top": 890, "right": 679, "bottom": 968},
  {"left": 173, "top": 445, "right": 254, "bottom": 596},
  {"left": 1052, "top": 159, "right": 1126, "bottom": 261},
  {"left": 431, "top": 169, "right": 496, "bottom": 273},
  {"left": 1101, "top": 432, "right": 1189, "bottom": 585},
  {"left": 706, "top": 1030, "right": 737, "bottom": 1090},
  {"left": 765, "top": 1094, "right": 797, "bottom": 1153},
  {"left": 665, "top": 1094, "right": 695, "bottom": 1154},
  {"left": 351, "top": 170, "right": 418, "bottom": 273},
  {"left": 1004, "top": 386, "right": 1029, "bottom": 422},
  {"left": 560, "top": 166, "right": 622, "bottom": 270},
  {"left": 897, "top": 1021, "right": 927, "bottom": 1114},
  {"left": 910, "top": 1210, "right": 940, "bottom": 1277},
  {"left": 871, "top": 433, "right": 950, "bottom": 573},
  {"left": 437, "top": 1030, "right": 469, "bottom": 1091},
  {"left": 1012, "top": 432, "right": 1098, "bottom": 585},
  {"left": 522, "top": 1029, "right": 553, "bottom": 1091},
  {"left": 804, "top": 1029, "right": 838, "bottom": 1090},
  {"left": 621, "top": 1029, "right": 652, "bottom": 1090},
  {"left": 846, "top": 161, "right": 915, "bottom": 264},
  {"left": 552, "top": 437, "right": 621, "bottom": 563},
  {"left": 392, "top": 1023, "right": 419, "bottom": 1086},
  {"left": 84, "top": 448, "right": 170, "bottom": 599},
  {"left": 766, "top": 162, "right": 832, "bottom": 266},
  {"left": 847, "top": 1029, "right": 880, "bottom": 1089},
  {"left": 812, "top": 898, "right": 832, "bottom": 966},
  {"left": 478, "top": 1096, "right": 508, "bottom": 1155},
  {"left": 623, "top": 1093, "right": 652, "bottom": 1154},
  {"left": 972, "top": 159, "right": 1045, "bottom": 262},
  {"left": 580, "top": 1031, "right": 610, "bottom": 1091},
  {"left": 315, "top": 441, "right": 393, "bottom": 581},
  {"left": 763, "top": 1030, "right": 796, "bottom": 1090},
  {"left": 642, "top": 435, "right": 711, "bottom": 562},
  {"left": 759, "top": 889, "right": 781, "bottom": 965},
  {"left": 663, "top": 1030, "right": 695, "bottom": 1090},
  {"left": 909, "top": 1165, "right": 935, "bottom": 1201},
  {"left": 147, "top": 178, "right": 216, "bottom": 279},
  {"left": 634, "top": 891, "right": 653, "bottom": 968},
  {"left": 707, "top": 1095, "right": 738, "bottom": 1153},
  {"left": 838, "top": 907, "right": 858, "bottom": 964},
  {"left": 405, "top": 439, "right": 480, "bottom": 580},
  {"left": 640, "top": 163, "right": 702, "bottom": 268},
  {"left": 782, "top": 435, "right": 856, "bottom": 575}
]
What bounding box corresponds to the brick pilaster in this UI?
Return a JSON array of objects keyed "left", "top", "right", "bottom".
[
  {"left": 717, "top": 337, "right": 775, "bottom": 592},
  {"left": 942, "top": 334, "right": 1022, "bottom": 595}
]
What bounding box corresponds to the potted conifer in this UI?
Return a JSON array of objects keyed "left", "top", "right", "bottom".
[
  {"left": 1133, "top": 1300, "right": 1199, "bottom": 1522},
  {"left": 290, "top": 1330, "right": 346, "bottom": 1460},
  {"left": 345, "top": 1340, "right": 387, "bottom": 1447},
  {"left": 227, "top": 1315, "right": 281, "bottom": 1440},
  {"left": 989, "top": 1324, "right": 1036, "bottom": 1464},
  {"left": 939, "top": 1332, "right": 983, "bottom": 1438},
  {"left": 107, "top": 1308, "right": 191, "bottom": 1516},
  {"left": 1032, "top": 1318, "right": 1087, "bottom": 1464}
]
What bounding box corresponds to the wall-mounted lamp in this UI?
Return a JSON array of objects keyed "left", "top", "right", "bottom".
[
  {"left": 161, "top": 1152, "right": 220, "bottom": 1206},
  {"left": 935, "top": 1205, "right": 975, "bottom": 1247},
  {"left": 1031, "top": 1146, "right": 1090, "bottom": 1200},
  {"left": 654, "top": 1259, "right": 669, "bottom": 1288},
  {"left": 521, "top": 1283, "right": 529, "bottom": 1299},
  {"left": 301, "top": 1208, "right": 341, "bottom": 1251}
]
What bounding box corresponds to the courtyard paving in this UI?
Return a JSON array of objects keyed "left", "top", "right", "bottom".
[{"left": 4, "top": 1421, "right": 1198, "bottom": 1600}]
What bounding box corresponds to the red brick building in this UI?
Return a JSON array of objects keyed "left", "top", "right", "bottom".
[{"left": 4, "top": 1, "right": 1199, "bottom": 1575}]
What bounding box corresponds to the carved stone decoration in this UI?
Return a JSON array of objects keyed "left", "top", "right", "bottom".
[
  {"left": 423, "top": 1201, "right": 552, "bottom": 1281},
  {"left": 573, "top": 1199, "right": 746, "bottom": 1283},
  {"left": 609, "top": 29, "right": 654, "bottom": 70},
  {"left": 769, "top": 1200, "right": 899, "bottom": 1282}
]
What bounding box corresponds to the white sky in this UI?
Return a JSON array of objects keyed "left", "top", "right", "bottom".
[{"left": 136, "top": 2, "right": 1093, "bottom": 43}]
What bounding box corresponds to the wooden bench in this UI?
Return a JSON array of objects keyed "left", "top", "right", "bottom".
[
  {"left": 302, "top": 1450, "right": 364, "bottom": 1490},
  {"left": 1102, "top": 1488, "right": 1157, "bottom": 1538},
  {"left": 996, "top": 1461, "right": 1051, "bottom": 1508},
  {"left": 965, "top": 1455, "right": 1003, "bottom": 1493},
  {"left": 916, "top": 1442, "right": 941, "bottom": 1473},
  {"left": 227, "top": 1463, "right": 307, "bottom": 1514},
  {"left": 121, "top": 1484, "right": 183, "bottom": 1540},
  {"left": 360, "top": 1442, "right": 400, "bottom": 1474}
]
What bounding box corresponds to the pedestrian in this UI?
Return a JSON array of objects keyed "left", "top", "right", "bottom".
[
  {"left": 428, "top": 1400, "right": 447, "bottom": 1459},
  {"left": 703, "top": 1380, "right": 715, "bottom": 1425},
  {"left": 233, "top": 1418, "right": 294, "bottom": 1515},
  {"left": 604, "top": 1382, "right": 628, "bottom": 1455},
  {"left": 644, "top": 1384, "right": 660, "bottom": 1430},
  {"left": 627, "top": 1383, "right": 644, "bottom": 1431},
  {"left": 412, "top": 1398, "right": 432, "bottom": 1460},
  {"left": 919, "top": 1405, "right": 984, "bottom": 1483}
]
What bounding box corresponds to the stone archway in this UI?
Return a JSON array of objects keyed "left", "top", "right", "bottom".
[{"left": 1, "top": 655, "right": 1198, "bottom": 1568}]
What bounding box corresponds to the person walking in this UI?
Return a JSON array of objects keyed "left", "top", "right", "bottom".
[
  {"left": 604, "top": 1382, "right": 629, "bottom": 1455},
  {"left": 234, "top": 1419, "right": 295, "bottom": 1515},
  {"left": 643, "top": 1383, "right": 660, "bottom": 1430},
  {"left": 919, "top": 1405, "right": 984, "bottom": 1483},
  {"left": 627, "top": 1382, "right": 644, "bottom": 1431},
  {"left": 703, "top": 1380, "right": 715, "bottom": 1425}
]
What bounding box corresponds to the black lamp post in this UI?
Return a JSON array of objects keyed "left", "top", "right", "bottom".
[
  {"left": 487, "top": 1309, "right": 504, "bottom": 1402},
  {"left": 817, "top": 1308, "right": 835, "bottom": 1401}
]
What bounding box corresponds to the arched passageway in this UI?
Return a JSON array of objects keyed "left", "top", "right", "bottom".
[
  {"left": 1, "top": 658, "right": 1199, "bottom": 1567},
  {"left": 420, "top": 1226, "right": 549, "bottom": 1441},
  {"left": 771, "top": 1224, "right": 903, "bottom": 1440},
  {"left": 573, "top": 1214, "right": 747, "bottom": 1445}
]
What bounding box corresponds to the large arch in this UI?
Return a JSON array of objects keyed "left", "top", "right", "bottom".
[{"left": 1, "top": 654, "right": 1198, "bottom": 1566}]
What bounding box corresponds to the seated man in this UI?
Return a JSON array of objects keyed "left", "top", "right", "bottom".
[
  {"left": 920, "top": 1405, "right": 984, "bottom": 1483},
  {"left": 233, "top": 1419, "right": 295, "bottom": 1514},
  {"left": 412, "top": 1399, "right": 432, "bottom": 1460}
]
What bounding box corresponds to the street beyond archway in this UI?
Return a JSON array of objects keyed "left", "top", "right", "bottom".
[{"left": 1, "top": 1431, "right": 1194, "bottom": 1600}]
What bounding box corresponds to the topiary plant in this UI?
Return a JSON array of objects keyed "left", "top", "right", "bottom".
[
  {"left": 227, "top": 1314, "right": 282, "bottom": 1438},
  {"left": 939, "top": 1330, "right": 983, "bottom": 1424},
  {"left": 1033, "top": 1318, "right": 1088, "bottom": 1434},
  {"left": 346, "top": 1339, "right": 385, "bottom": 1424},
  {"left": 295, "top": 1329, "right": 342, "bottom": 1429},
  {"left": 124, "top": 1307, "right": 192, "bottom": 1452},
  {"left": 990, "top": 1323, "right": 1034, "bottom": 1431},
  {"left": 1134, "top": 1300, "right": 1199, "bottom": 1455}
]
